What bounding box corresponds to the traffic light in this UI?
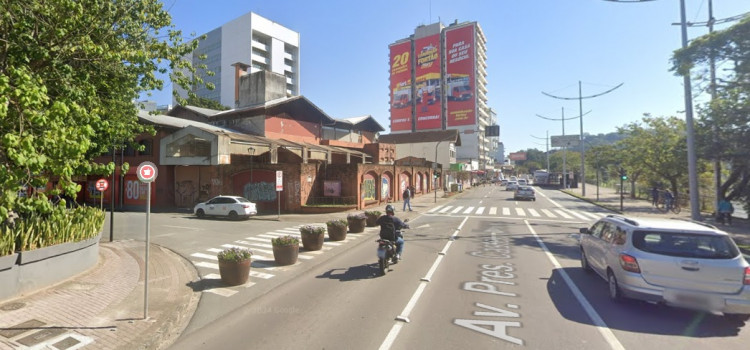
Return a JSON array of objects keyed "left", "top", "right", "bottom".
[
  {"left": 620, "top": 168, "right": 628, "bottom": 181},
  {"left": 434, "top": 172, "right": 440, "bottom": 179}
]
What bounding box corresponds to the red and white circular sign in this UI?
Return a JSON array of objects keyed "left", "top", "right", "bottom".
[
  {"left": 137, "top": 161, "right": 158, "bottom": 183},
  {"left": 95, "top": 179, "right": 108, "bottom": 192}
]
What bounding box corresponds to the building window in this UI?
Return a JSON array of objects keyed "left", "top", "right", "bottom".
[{"left": 139, "top": 139, "right": 153, "bottom": 156}]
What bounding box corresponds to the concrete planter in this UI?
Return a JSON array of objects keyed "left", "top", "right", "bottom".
[
  {"left": 0, "top": 232, "right": 101, "bottom": 301},
  {"left": 0, "top": 253, "right": 18, "bottom": 271}
]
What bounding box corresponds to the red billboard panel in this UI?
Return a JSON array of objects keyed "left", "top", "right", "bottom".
[
  {"left": 445, "top": 25, "right": 476, "bottom": 127},
  {"left": 414, "top": 34, "right": 442, "bottom": 130},
  {"left": 509, "top": 152, "right": 527, "bottom": 161},
  {"left": 389, "top": 41, "right": 413, "bottom": 132}
]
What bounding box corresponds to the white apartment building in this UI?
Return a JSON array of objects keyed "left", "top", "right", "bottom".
[{"left": 174, "top": 12, "right": 300, "bottom": 108}]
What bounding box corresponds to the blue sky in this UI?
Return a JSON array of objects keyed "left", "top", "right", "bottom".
[{"left": 151, "top": 0, "right": 749, "bottom": 154}]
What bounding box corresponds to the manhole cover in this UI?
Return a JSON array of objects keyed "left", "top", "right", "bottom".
[{"left": 0, "top": 302, "right": 26, "bottom": 311}]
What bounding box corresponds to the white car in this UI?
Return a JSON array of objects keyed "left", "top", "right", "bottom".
[
  {"left": 506, "top": 180, "right": 519, "bottom": 191},
  {"left": 517, "top": 179, "right": 528, "bottom": 186},
  {"left": 194, "top": 195, "right": 257, "bottom": 220}
]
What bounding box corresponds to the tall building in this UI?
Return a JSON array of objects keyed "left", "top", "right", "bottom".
[
  {"left": 388, "top": 20, "right": 492, "bottom": 171},
  {"left": 174, "top": 12, "right": 300, "bottom": 108}
]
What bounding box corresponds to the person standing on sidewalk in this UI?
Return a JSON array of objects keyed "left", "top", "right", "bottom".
[
  {"left": 402, "top": 186, "right": 412, "bottom": 212},
  {"left": 651, "top": 187, "right": 659, "bottom": 207},
  {"left": 718, "top": 198, "right": 734, "bottom": 225}
]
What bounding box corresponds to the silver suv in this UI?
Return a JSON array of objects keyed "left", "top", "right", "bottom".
[{"left": 579, "top": 215, "right": 750, "bottom": 319}]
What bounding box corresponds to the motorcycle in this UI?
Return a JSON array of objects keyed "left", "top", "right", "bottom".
[{"left": 376, "top": 220, "right": 408, "bottom": 276}]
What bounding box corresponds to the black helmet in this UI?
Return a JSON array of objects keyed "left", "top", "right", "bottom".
[{"left": 385, "top": 204, "right": 395, "bottom": 213}]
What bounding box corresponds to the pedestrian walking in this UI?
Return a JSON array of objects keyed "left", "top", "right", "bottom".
[
  {"left": 664, "top": 190, "right": 674, "bottom": 212},
  {"left": 651, "top": 187, "right": 659, "bottom": 207},
  {"left": 402, "top": 186, "right": 412, "bottom": 212},
  {"left": 718, "top": 198, "right": 734, "bottom": 225}
]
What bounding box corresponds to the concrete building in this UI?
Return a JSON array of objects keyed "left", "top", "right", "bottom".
[
  {"left": 174, "top": 12, "right": 300, "bottom": 108},
  {"left": 388, "top": 20, "right": 494, "bottom": 172}
]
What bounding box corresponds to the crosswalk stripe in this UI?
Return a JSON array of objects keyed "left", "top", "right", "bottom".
[
  {"left": 581, "top": 211, "right": 604, "bottom": 220},
  {"left": 463, "top": 207, "right": 475, "bottom": 214},
  {"left": 428, "top": 206, "right": 442, "bottom": 213},
  {"left": 564, "top": 209, "right": 590, "bottom": 221},
  {"left": 515, "top": 208, "right": 525, "bottom": 216},
  {"left": 476, "top": 207, "right": 486, "bottom": 215},
  {"left": 452, "top": 206, "right": 464, "bottom": 214},
  {"left": 489, "top": 207, "right": 497, "bottom": 215},
  {"left": 554, "top": 209, "right": 573, "bottom": 219},
  {"left": 502, "top": 207, "right": 510, "bottom": 215},
  {"left": 541, "top": 209, "right": 556, "bottom": 218},
  {"left": 528, "top": 209, "right": 541, "bottom": 217},
  {"left": 439, "top": 206, "right": 452, "bottom": 213}
]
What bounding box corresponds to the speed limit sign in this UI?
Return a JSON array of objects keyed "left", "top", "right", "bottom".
[{"left": 95, "top": 179, "right": 108, "bottom": 192}]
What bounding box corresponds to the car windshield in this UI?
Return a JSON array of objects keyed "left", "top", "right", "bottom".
[{"left": 632, "top": 231, "right": 740, "bottom": 259}]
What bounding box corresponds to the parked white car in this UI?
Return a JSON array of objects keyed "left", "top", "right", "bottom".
[
  {"left": 579, "top": 215, "right": 750, "bottom": 320},
  {"left": 194, "top": 195, "right": 257, "bottom": 220}
]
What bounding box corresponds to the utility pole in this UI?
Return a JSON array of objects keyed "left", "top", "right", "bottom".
[
  {"left": 536, "top": 108, "right": 579, "bottom": 189},
  {"left": 543, "top": 81, "right": 622, "bottom": 197},
  {"left": 530, "top": 131, "right": 550, "bottom": 171}
]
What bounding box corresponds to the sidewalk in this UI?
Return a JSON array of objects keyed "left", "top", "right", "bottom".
[
  {"left": 0, "top": 189, "right": 458, "bottom": 349},
  {"left": 562, "top": 183, "right": 750, "bottom": 247}
]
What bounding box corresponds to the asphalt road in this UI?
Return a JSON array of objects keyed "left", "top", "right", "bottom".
[{"left": 107, "top": 187, "right": 750, "bottom": 349}]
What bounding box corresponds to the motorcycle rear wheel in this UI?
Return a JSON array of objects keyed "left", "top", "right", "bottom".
[{"left": 379, "top": 258, "right": 388, "bottom": 275}]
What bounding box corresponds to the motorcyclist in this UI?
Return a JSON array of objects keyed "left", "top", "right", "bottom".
[{"left": 376, "top": 204, "right": 408, "bottom": 260}]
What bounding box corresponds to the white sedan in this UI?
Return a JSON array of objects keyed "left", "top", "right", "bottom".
[
  {"left": 194, "top": 195, "right": 257, "bottom": 220},
  {"left": 506, "top": 180, "right": 519, "bottom": 191}
]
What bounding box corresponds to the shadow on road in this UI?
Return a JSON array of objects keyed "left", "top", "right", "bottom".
[{"left": 315, "top": 264, "right": 381, "bottom": 281}]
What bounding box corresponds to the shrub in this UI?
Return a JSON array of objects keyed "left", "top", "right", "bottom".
[
  {"left": 217, "top": 247, "right": 253, "bottom": 262},
  {"left": 326, "top": 219, "right": 348, "bottom": 228},
  {"left": 364, "top": 210, "right": 381, "bottom": 217},
  {"left": 347, "top": 212, "right": 366, "bottom": 220},
  {"left": 272, "top": 235, "right": 299, "bottom": 246},
  {"left": 7, "top": 206, "right": 105, "bottom": 253},
  {"left": 299, "top": 225, "right": 325, "bottom": 235}
]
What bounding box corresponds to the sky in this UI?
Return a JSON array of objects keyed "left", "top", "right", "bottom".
[{"left": 149, "top": 0, "right": 750, "bottom": 154}]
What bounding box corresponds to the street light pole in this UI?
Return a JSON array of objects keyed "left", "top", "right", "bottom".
[
  {"left": 536, "top": 109, "right": 582, "bottom": 189},
  {"left": 530, "top": 131, "right": 550, "bottom": 171}
]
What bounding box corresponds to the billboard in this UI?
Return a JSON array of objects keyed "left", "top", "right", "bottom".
[
  {"left": 445, "top": 25, "right": 476, "bottom": 127},
  {"left": 509, "top": 152, "right": 527, "bottom": 161},
  {"left": 389, "top": 41, "right": 413, "bottom": 132},
  {"left": 414, "top": 34, "right": 442, "bottom": 130}
]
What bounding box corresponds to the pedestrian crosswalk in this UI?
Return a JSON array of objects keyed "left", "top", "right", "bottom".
[
  {"left": 189, "top": 223, "right": 373, "bottom": 297},
  {"left": 426, "top": 205, "right": 607, "bottom": 221}
]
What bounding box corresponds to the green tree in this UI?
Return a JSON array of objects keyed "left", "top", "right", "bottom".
[
  {"left": 0, "top": 1, "right": 210, "bottom": 219},
  {"left": 186, "top": 95, "right": 230, "bottom": 111}
]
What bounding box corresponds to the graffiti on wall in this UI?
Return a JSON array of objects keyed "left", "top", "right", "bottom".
[
  {"left": 175, "top": 180, "right": 197, "bottom": 207},
  {"left": 363, "top": 175, "right": 375, "bottom": 201},
  {"left": 243, "top": 181, "right": 277, "bottom": 202},
  {"left": 381, "top": 176, "right": 390, "bottom": 200},
  {"left": 415, "top": 174, "right": 422, "bottom": 193},
  {"left": 324, "top": 180, "right": 341, "bottom": 197}
]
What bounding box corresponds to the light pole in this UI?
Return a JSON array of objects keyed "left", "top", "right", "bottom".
[
  {"left": 248, "top": 147, "right": 255, "bottom": 194},
  {"left": 434, "top": 136, "right": 454, "bottom": 203},
  {"left": 536, "top": 108, "right": 585, "bottom": 189},
  {"left": 530, "top": 131, "right": 550, "bottom": 171},
  {"left": 603, "top": 0, "right": 700, "bottom": 220},
  {"left": 543, "top": 81, "right": 622, "bottom": 197}
]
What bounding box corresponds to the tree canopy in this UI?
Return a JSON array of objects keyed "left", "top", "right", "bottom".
[{"left": 0, "top": 0, "right": 208, "bottom": 219}]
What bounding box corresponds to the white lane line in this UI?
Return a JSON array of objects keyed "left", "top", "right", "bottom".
[
  {"left": 476, "top": 207, "right": 486, "bottom": 215},
  {"left": 565, "top": 210, "right": 591, "bottom": 221},
  {"left": 439, "top": 206, "right": 453, "bottom": 213},
  {"left": 380, "top": 216, "right": 468, "bottom": 350},
  {"left": 463, "top": 207, "right": 475, "bottom": 214},
  {"left": 524, "top": 220, "right": 625, "bottom": 350},
  {"left": 452, "top": 206, "right": 464, "bottom": 214},
  {"left": 428, "top": 206, "right": 443, "bottom": 213},
  {"left": 527, "top": 208, "right": 541, "bottom": 217},
  {"left": 554, "top": 209, "right": 573, "bottom": 219},
  {"left": 515, "top": 208, "right": 525, "bottom": 216},
  {"left": 502, "top": 207, "right": 511, "bottom": 216},
  {"left": 489, "top": 207, "right": 498, "bottom": 215},
  {"left": 541, "top": 209, "right": 556, "bottom": 218}
]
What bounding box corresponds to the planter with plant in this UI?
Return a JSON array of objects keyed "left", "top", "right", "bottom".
[
  {"left": 299, "top": 225, "right": 326, "bottom": 251},
  {"left": 347, "top": 212, "right": 367, "bottom": 233},
  {"left": 217, "top": 247, "right": 253, "bottom": 286},
  {"left": 272, "top": 235, "right": 299, "bottom": 266},
  {"left": 364, "top": 210, "right": 381, "bottom": 227},
  {"left": 326, "top": 219, "right": 348, "bottom": 241}
]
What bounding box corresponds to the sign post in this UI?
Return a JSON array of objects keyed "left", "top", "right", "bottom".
[
  {"left": 95, "top": 179, "right": 108, "bottom": 210},
  {"left": 276, "top": 170, "right": 283, "bottom": 221},
  {"left": 136, "top": 161, "right": 158, "bottom": 320}
]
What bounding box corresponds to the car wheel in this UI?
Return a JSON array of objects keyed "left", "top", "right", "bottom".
[
  {"left": 228, "top": 211, "right": 239, "bottom": 220},
  {"left": 607, "top": 270, "right": 623, "bottom": 302},
  {"left": 196, "top": 209, "right": 205, "bottom": 218},
  {"left": 580, "top": 249, "right": 593, "bottom": 273}
]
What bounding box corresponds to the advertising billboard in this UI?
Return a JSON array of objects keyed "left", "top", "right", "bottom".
[
  {"left": 414, "top": 34, "right": 442, "bottom": 130},
  {"left": 445, "top": 25, "right": 476, "bottom": 127},
  {"left": 389, "top": 41, "right": 413, "bottom": 132}
]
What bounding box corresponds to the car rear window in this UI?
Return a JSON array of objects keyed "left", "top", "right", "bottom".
[
  {"left": 236, "top": 197, "right": 251, "bottom": 203},
  {"left": 632, "top": 231, "right": 740, "bottom": 259}
]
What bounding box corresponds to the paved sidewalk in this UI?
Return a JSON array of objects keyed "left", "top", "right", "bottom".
[
  {"left": 0, "top": 240, "right": 199, "bottom": 350},
  {"left": 562, "top": 183, "right": 750, "bottom": 247}
]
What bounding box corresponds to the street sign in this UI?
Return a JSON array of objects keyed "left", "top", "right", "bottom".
[
  {"left": 95, "top": 179, "right": 109, "bottom": 192},
  {"left": 276, "top": 170, "right": 283, "bottom": 191},
  {"left": 550, "top": 135, "right": 580, "bottom": 148},
  {"left": 137, "top": 161, "right": 158, "bottom": 183}
]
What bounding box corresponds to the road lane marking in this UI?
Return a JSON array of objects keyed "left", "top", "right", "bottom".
[
  {"left": 452, "top": 206, "right": 464, "bottom": 214},
  {"left": 489, "top": 207, "right": 498, "bottom": 215},
  {"left": 528, "top": 209, "right": 541, "bottom": 217},
  {"left": 463, "top": 207, "right": 475, "bottom": 214},
  {"left": 502, "top": 208, "right": 510, "bottom": 215},
  {"left": 524, "top": 220, "right": 625, "bottom": 350},
  {"left": 476, "top": 207, "right": 486, "bottom": 215},
  {"left": 439, "top": 206, "right": 453, "bottom": 213},
  {"left": 515, "top": 208, "right": 525, "bottom": 216},
  {"left": 541, "top": 209, "right": 556, "bottom": 218},
  {"left": 554, "top": 209, "right": 573, "bottom": 219}
]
